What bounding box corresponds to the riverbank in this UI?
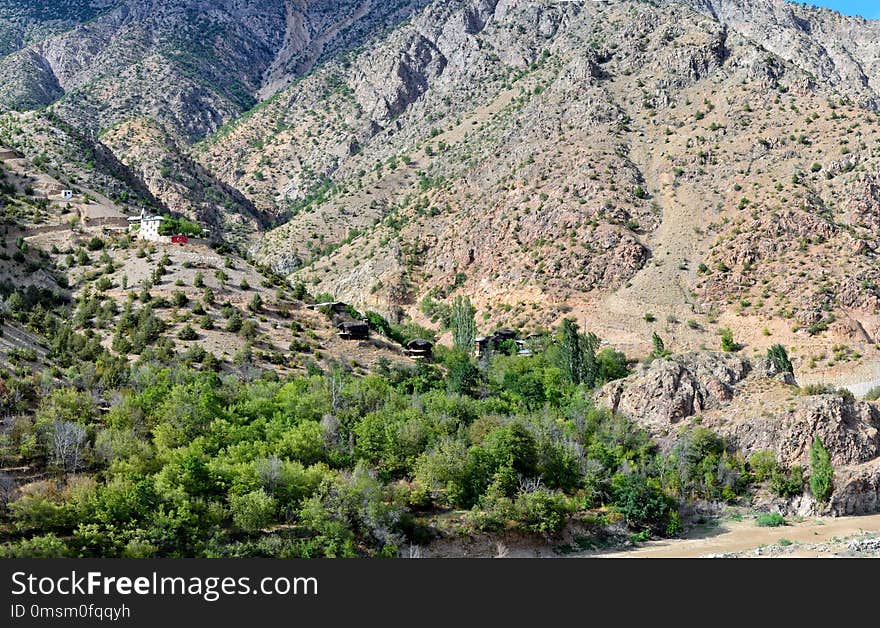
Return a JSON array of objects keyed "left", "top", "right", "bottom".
[{"left": 579, "top": 512, "right": 880, "bottom": 558}]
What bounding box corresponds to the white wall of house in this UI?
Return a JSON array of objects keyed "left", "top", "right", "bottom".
[{"left": 140, "top": 217, "right": 162, "bottom": 241}]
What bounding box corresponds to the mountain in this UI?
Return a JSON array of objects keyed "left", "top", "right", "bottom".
[
  {"left": 0, "top": 132, "right": 409, "bottom": 378},
  {"left": 4, "top": 0, "right": 880, "bottom": 373},
  {"left": 188, "top": 0, "right": 880, "bottom": 383},
  {"left": 0, "top": 0, "right": 430, "bottom": 240},
  {"left": 4, "top": 0, "right": 880, "bottom": 560}
]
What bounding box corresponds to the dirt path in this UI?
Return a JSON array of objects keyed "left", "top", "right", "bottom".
[{"left": 580, "top": 513, "right": 880, "bottom": 558}]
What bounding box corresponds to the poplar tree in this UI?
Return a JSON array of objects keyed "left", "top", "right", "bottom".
[
  {"left": 450, "top": 295, "right": 477, "bottom": 351},
  {"left": 559, "top": 318, "right": 599, "bottom": 387},
  {"left": 810, "top": 437, "right": 833, "bottom": 503}
]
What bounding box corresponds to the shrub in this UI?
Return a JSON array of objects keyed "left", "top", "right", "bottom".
[
  {"left": 611, "top": 473, "right": 677, "bottom": 534},
  {"left": 661, "top": 428, "right": 743, "bottom": 501},
  {"left": 863, "top": 386, "right": 880, "bottom": 401},
  {"left": 177, "top": 324, "right": 198, "bottom": 341},
  {"left": 226, "top": 311, "right": 243, "bottom": 333},
  {"left": 483, "top": 423, "right": 538, "bottom": 478},
  {"left": 748, "top": 450, "right": 778, "bottom": 482},
  {"left": 513, "top": 489, "right": 572, "bottom": 535},
  {"left": 770, "top": 465, "right": 803, "bottom": 498},
  {"left": 720, "top": 328, "right": 740, "bottom": 352},
  {"left": 650, "top": 332, "right": 668, "bottom": 359},
  {"left": 755, "top": 512, "right": 786, "bottom": 527},
  {"left": 230, "top": 489, "right": 277, "bottom": 533},
  {"left": 596, "top": 348, "right": 629, "bottom": 384},
  {"left": 248, "top": 294, "right": 263, "bottom": 313},
  {"left": 0, "top": 534, "right": 70, "bottom": 558},
  {"left": 801, "top": 383, "right": 836, "bottom": 396}
]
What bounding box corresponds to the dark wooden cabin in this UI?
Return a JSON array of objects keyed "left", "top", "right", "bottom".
[
  {"left": 337, "top": 320, "right": 370, "bottom": 340},
  {"left": 475, "top": 329, "right": 523, "bottom": 357},
  {"left": 405, "top": 338, "right": 433, "bottom": 360},
  {"left": 307, "top": 302, "right": 350, "bottom": 316}
]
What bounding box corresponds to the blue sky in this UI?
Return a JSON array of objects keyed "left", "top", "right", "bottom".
[{"left": 800, "top": 1, "right": 880, "bottom": 19}]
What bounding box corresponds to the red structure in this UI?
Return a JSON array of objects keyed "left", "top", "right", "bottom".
[{"left": 171, "top": 235, "right": 188, "bottom": 244}]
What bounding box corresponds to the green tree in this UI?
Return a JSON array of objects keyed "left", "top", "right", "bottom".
[
  {"left": 611, "top": 473, "right": 678, "bottom": 534},
  {"left": 767, "top": 344, "right": 793, "bottom": 374},
  {"left": 177, "top": 324, "right": 198, "bottom": 341},
  {"left": 651, "top": 332, "right": 668, "bottom": 359},
  {"left": 596, "top": 348, "right": 629, "bottom": 384},
  {"left": 446, "top": 351, "right": 480, "bottom": 396},
  {"left": 720, "top": 328, "right": 740, "bottom": 352},
  {"left": 450, "top": 295, "right": 477, "bottom": 351},
  {"left": 809, "top": 437, "right": 833, "bottom": 502},
  {"left": 483, "top": 423, "right": 538, "bottom": 478},
  {"left": 230, "top": 489, "right": 277, "bottom": 533},
  {"left": 226, "top": 311, "right": 243, "bottom": 333},
  {"left": 0, "top": 534, "right": 70, "bottom": 558},
  {"left": 748, "top": 450, "right": 778, "bottom": 483},
  {"left": 248, "top": 293, "right": 263, "bottom": 313},
  {"left": 559, "top": 318, "right": 582, "bottom": 384},
  {"left": 558, "top": 319, "right": 599, "bottom": 387},
  {"left": 770, "top": 465, "right": 803, "bottom": 498}
]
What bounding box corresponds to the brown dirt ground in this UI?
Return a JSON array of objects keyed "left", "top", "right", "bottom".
[{"left": 580, "top": 513, "right": 880, "bottom": 558}]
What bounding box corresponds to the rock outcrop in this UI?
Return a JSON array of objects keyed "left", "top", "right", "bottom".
[
  {"left": 599, "top": 351, "right": 880, "bottom": 515},
  {"left": 717, "top": 394, "right": 880, "bottom": 468},
  {"left": 597, "top": 352, "right": 751, "bottom": 429},
  {"left": 828, "top": 459, "right": 880, "bottom": 516}
]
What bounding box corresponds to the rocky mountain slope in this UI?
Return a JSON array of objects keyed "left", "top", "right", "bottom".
[
  {"left": 598, "top": 351, "right": 880, "bottom": 515},
  {"left": 4, "top": 0, "right": 880, "bottom": 375},
  {"left": 0, "top": 139, "right": 412, "bottom": 379},
  {"left": 186, "top": 1, "right": 880, "bottom": 378},
  {"left": 3, "top": 0, "right": 880, "bottom": 550},
  {"left": 0, "top": 0, "right": 430, "bottom": 239}
]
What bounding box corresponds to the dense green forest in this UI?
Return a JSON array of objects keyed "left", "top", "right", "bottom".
[{"left": 0, "top": 274, "right": 772, "bottom": 557}]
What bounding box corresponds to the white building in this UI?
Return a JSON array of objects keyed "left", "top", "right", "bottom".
[
  {"left": 129, "top": 208, "right": 165, "bottom": 241},
  {"left": 61, "top": 189, "right": 73, "bottom": 199},
  {"left": 141, "top": 215, "right": 163, "bottom": 241}
]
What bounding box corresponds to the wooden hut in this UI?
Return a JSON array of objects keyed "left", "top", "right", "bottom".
[
  {"left": 337, "top": 320, "right": 370, "bottom": 340},
  {"left": 405, "top": 338, "right": 433, "bottom": 360}
]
